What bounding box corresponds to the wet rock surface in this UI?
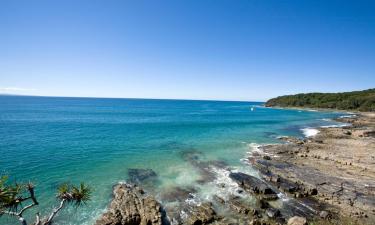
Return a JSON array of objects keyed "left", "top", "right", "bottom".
[
  {"left": 229, "top": 172, "right": 278, "bottom": 201},
  {"left": 249, "top": 113, "right": 375, "bottom": 224}
]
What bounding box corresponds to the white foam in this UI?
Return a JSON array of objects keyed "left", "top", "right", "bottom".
[
  {"left": 339, "top": 114, "right": 357, "bottom": 118},
  {"left": 247, "top": 143, "right": 263, "bottom": 153},
  {"left": 320, "top": 123, "right": 350, "bottom": 128},
  {"left": 301, "top": 128, "right": 319, "bottom": 137},
  {"left": 212, "top": 167, "right": 240, "bottom": 196},
  {"left": 173, "top": 166, "right": 252, "bottom": 208}
]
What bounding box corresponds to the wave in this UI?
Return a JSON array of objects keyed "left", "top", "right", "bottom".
[
  {"left": 339, "top": 114, "right": 357, "bottom": 118},
  {"left": 301, "top": 128, "right": 319, "bottom": 137},
  {"left": 320, "top": 123, "right": 350, "bottom": 128}
]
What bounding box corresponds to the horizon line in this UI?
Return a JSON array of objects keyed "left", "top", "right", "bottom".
[{"left": 0, "top": 93, "right": 266, "bottom": 103}]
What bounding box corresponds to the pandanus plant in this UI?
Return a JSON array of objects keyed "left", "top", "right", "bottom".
[{"left": 0, "top": 176, "right": 91, "bottom": 225}]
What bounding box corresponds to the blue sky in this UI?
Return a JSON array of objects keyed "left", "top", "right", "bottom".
[{"left": 0, "top": 0, "right": 374, "bottom": 101}]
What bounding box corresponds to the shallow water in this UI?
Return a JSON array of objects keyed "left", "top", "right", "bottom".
[{"left": 0, "top": 96, "right": 345, "bottom": 225}]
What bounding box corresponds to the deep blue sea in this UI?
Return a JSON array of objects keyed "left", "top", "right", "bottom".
[{"left": 0, "top": 96, "right": 346, "bottom": 225}]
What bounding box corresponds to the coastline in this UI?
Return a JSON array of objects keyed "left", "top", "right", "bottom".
[
  {"left": 265, "top": 105, "right": 361, "bottom": 115},
  {"left": 95, "top": 111, "right": 375, "bottom": 225},
  {"left": 248, "top": 112, "right": 375, "bottom": 224}
]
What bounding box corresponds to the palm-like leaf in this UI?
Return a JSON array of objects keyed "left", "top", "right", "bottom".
[
  {"left": 71, "top": 183, "right": 91, "bottom": 206},
  {"left": 57, "top": 183, "right": 72, "bottom": 201},
  {"left": 0, "top": 177, "right": 25, "bottom": 213}
]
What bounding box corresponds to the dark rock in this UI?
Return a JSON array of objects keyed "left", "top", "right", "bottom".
[
  {"left": 309, "top": 188, "right": 318, "bottom": 195},
  {"left": 277, "top": 177, "right": 299, "bottom": 193},
  {"left": 257, "top": 198, "right": 269, "bottom": 209},
  {"left": 229, "top": 172, "right": 277, "bottom": 196},
  {"left": 95, "top": 183, "right": 166, "bottom": 225},
  {"left": 263, "top": 155, "right": 272, "bottom": 160}
]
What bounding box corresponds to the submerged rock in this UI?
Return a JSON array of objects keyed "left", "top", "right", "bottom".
[
  {"left": 95, "top": 183, "right": 166, "bottom": 225},
  {"left": 160, "top": 186, "right": 196, "bottom": 202},
  {"left": 128, "top": 168, "right": 158, "bottom": 185},
  {"left": 180, "top": 149, "right": 228, "bottom": 184}
]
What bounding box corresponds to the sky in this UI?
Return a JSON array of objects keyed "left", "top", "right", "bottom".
[{"left": 0, "top": 0, "right": 374, "bottom": 101}]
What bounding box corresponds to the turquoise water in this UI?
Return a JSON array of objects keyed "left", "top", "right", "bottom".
[{"left": 0, "top": 96, "right": 345, "bottom": 225}]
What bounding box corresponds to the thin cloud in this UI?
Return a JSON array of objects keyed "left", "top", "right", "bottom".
[{"left": 0, "top": 87, "right": 37, "bottom": 92}]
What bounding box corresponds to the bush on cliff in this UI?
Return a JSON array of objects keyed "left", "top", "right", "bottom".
[{"left": 265, "top": 88, "right": 375, "bottom": 111}]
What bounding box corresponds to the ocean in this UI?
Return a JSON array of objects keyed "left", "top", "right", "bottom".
[{"left": 0, "top": 96, "right": 346, "bottom": 225}]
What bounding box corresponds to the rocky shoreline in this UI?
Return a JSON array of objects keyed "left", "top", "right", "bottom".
[{"left": 95, "top": 113, "right": 375, "bottom": 225}]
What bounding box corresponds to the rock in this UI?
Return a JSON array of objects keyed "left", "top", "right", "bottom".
[
  {"left": 95, "top": 183, "right": 166, "bottom": 225},
  {"left": 287, "top": 216, "right": 307, "bottom": 225},
  {"left": 263, "top": 155, "right": 271, "bottom": 160},
  {"left": 249, "top": 219, "right": 261, "bottom": 225},
  {"left": 257, "top": 198, "right": 269, "bottom": 209},
  {"left": 128, "top": 168, "right": 157, "bottom": 184},
  {"left": 227, "top": 197, "right": 252, "bottom": 214},
  {"left": 265, "top": 208, "right": 280, "bottom": 218},
  {"left": 319, "top": 210, "right": 330, "bottom": 219},
  {"left": 363, "top": 130, "right": 375, "bottom": 137},
  {"left": 308, "top": 188, "right": 318, "bottom": 195},
  {"left": 185, "top": 202, "right": 216, "bottom": 225},
  {"left": 229, "top": 172, "right": 277, "bottom": 196},
  {"left": 276, "top": 177, "right": 299, "bottom": 193},
  {"left": 160, "top": 186, "right": 196, "bottom": 202},
  {"left": 278, "top": 136, "right": 304, "bottom": 145},
  {"left": 213, "top": 195, "right": 225, "bottom": 205}
]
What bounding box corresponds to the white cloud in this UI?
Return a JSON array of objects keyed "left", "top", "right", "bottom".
[{"left": 0, "top": 87, "right": 37, "bottom": 92}]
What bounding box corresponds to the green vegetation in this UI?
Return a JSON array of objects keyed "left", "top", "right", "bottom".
[
  {"left": 265, "top": 88, "right": 375, "bottom": 111},
  {"left": 0, "top": 175, "right": 91, "bottom": 225}
]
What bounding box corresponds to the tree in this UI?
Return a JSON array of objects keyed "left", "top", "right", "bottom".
[{"left": 0, "top": 176, "right": 91, "bottom": 225}]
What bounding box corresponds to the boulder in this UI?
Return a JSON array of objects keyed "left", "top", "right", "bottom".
[
  {"left": 95, "top": 183, "right": 165, "bottom": 225},
  {"left": 319, "top": 210, "right": 330, "bottom": 219},
  {"left": 287, "top": 216, "right": 307, "bottom": 225}
]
